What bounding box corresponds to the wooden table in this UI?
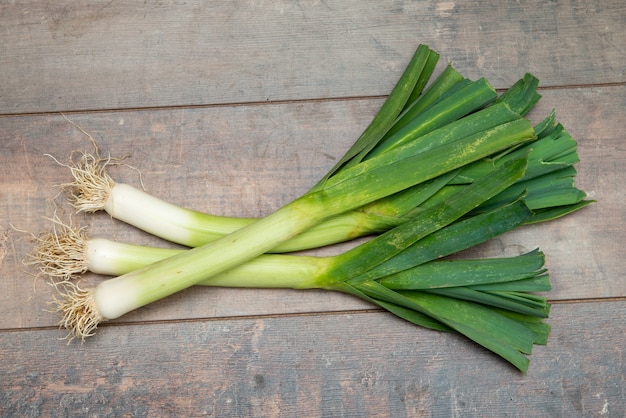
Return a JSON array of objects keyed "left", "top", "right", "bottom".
[{"left": 1, "top": 2, "right": 624, "bottom": 416}]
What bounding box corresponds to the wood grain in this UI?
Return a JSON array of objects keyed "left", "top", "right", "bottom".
[
  {"left": 1, "top": 1, "right": 624, "bottom": 416},
  {"left": 1, "top": 301, "right": 624, "bottom": 417},
  {"left": 1, "top": 0, "right": 625, "bottom": 114}
]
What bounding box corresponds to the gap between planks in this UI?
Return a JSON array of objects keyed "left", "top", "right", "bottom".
[
  {"left": 2, "top": 298, "right": 624, "bottom": 335},
  {"left": 0, "top": 308, "right": 383, "bottom": 335},
  {"left": 1, "top": 81, "right": 624, "bottom": 119}
]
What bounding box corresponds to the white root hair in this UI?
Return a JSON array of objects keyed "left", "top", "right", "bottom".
[
  {"left": 50, "top": 149, "right": 116, "bottom": 213},
  {"left": 28, "top": 214, "right": 89, "bottom": 280},
  {"left": 50, "top": 281, "right": 104, "bottom": 342},
  {"left": 48, "top": 115, "right": 146, "bottom": 212},
  {"left": 46, "top": 116, "right": 116, "bottom": 212}
]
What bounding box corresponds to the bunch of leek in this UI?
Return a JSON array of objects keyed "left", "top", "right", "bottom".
[{"left": 40, "top": 45, "right": 591, "bottom": 372}]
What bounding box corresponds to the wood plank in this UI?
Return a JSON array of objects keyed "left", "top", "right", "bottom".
[
  {"left": 1, "top": 86, "right": 624, "bottom": 330},
  {"left": 1, "top": 1, "right": 625, "bottom": 114},
  {"left": 1, "top": 300, "right": 624, "bottom": 417},
  {"left": 2, "top": 1, "right": 623, "bottom": 415}
]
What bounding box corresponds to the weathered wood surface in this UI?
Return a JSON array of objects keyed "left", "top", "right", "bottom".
[
  {"left": 1, "top": 301, "right": 624, "bottom": 417},
  {"left": 1, "top": 1, "right": 624, "bottom": 416},
  {"left": 1, "top": 1, "right": 625, "bottom": 114}
]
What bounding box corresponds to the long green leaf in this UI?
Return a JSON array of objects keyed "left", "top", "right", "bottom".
[
  {"left": 352, "top": 200, "right": 533, "bottom": 284},
  {"left": 468, "top": 274, "right": 551, "bottom": 292},
  {"left": 324, "top": 157, "right": 529, "bottom": 284},
  {"left": 322, "top": 118, "right": 534, "bottom": 208},
  {"left": 366, "top": 78, "right": 499, "bottom": 158},
  {"left": 379, "top": 249, "right": 546, "bottom": 290},
  {"left": 336, "top": 282, "right": 451, "bottom": 332},
  {"left": 398, "top": 290, "right": 538, "bottom": 372},
  {"left": 355, "top": 282, "right": 537, "bottom": 372},
  {"left": 523, "top": 200, "right": 595, "bottom": 224},
  {"left": 425, "top": 287, "right": 550, "bottom": 317},
  {"left": 316, "top": 45, "right": 438, "bottom": 184},
  {"left": 495, "top": 73, "right": 541, "bottom": 116}
]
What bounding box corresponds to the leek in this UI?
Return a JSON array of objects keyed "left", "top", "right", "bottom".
[
  {"left": 42, "top": 44, "right": 593, "bottom": 373},
  {"left": 54, "top": 159, "right": 556, "bottom": 372}
]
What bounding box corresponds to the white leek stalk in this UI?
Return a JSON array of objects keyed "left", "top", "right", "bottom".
[{"left": 59, "top": 150, "right": 398, "bottom": 252}]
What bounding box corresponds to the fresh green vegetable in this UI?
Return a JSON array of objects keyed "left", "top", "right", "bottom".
[
  {"left": 46, "top": 45, "right": 592, "bottom": 372},
  {"left": 55, "top": 158, "right": 550, "bottom": 371}
]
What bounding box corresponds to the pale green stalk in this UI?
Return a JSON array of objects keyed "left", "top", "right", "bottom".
[{"left": 100, "top": 181, "right": 401, "bottom": 251}]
